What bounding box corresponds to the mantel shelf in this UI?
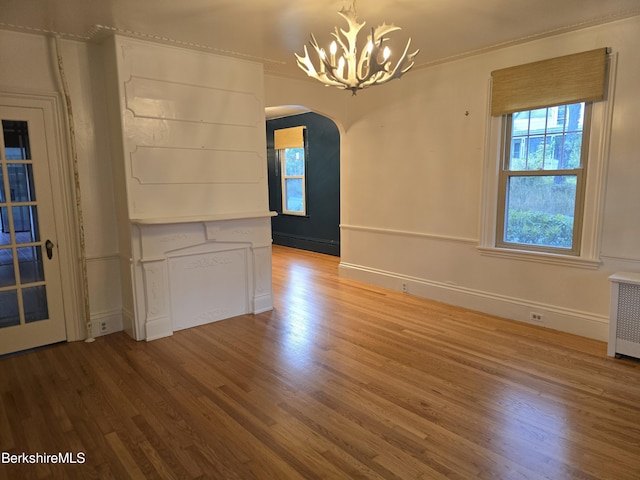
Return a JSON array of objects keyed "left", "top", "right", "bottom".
[{"left": 130, "top": 211, "right": 277, "bottom": 226}]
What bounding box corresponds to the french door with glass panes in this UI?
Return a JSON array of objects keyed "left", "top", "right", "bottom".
[{"left": 0, "top": 105, "right": 66, "bottom": 355}]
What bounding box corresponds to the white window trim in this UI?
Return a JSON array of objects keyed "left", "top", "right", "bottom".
[{"left": 477, "top": 52, "right": 617, "bottom": 269}]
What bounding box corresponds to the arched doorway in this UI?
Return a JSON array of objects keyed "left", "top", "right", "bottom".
[{"left": 265, "top": 110, "right": 341, "bottom": 256}]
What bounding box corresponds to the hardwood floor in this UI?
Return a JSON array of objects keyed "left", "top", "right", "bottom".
[{"left": 2, "top": 245, "right": 640, "bottom": 479}]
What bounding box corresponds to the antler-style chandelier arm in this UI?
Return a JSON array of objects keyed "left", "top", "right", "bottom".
[{"left": 360, "top": 38, "right": 419, "bottom": 88}]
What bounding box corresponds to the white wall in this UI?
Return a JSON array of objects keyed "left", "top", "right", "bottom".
[
  {"left": 0, "top": 29, "right": 122, "bottom": 337},
  {"left": 58, "top": 38, "right": 123, "bottom": 336},
  {"left": 266, "top": 15, "right": 640, "bottom": 341}
]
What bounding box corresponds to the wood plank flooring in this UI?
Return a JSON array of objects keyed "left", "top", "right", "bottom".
[{"left": 2, "top": 245, "right": 640, "bottom": 479}]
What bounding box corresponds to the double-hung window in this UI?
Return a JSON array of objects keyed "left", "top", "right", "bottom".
[
  {"left": 497, "top": 102, "right": 590, "bottom": 254},
  {"left": 488, "top": 48, "right": 609, "bottom": 258},
  {"left": 274, "top": 126, "right": 307, "bottom": 216}
]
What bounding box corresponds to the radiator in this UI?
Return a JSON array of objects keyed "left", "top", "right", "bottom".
[{"left": 608, "top": 272, "right": 640, "bottom": 359}]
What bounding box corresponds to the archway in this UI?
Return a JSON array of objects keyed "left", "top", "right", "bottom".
[{"left": 265, "top": 108, "right": 341, "bottom": 256}]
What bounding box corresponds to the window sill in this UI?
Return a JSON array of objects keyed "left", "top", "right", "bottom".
[{"left": 476, "top": 246, "right": 601, "bottom": 269}]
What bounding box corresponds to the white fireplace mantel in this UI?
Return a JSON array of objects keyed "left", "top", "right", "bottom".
[{"left": 129, "top": 213, "right": 276, "bottom": 341}]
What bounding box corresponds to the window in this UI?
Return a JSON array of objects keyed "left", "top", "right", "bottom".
[
  {"left": 479, "top": 48, "right": 611, "bottom": 264},
  {"left": 279, "top": 147, "right": 306, "bottom": 215},
  {"left": 273, "top": 126, "right": 307, "bottom": 216},
  {"left": 497, "top": 102, "right": 590, "bottom": 254}
]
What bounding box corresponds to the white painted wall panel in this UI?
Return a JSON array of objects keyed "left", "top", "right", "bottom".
[
  {"left": 122, "top": 114, "right": 260, "bottom": 150},
  {"left": 125, "top": 77, "right": 261, "bottom": 126},
  {"left": 114, "top": 36, "right": 269, "bottom": 220},
  {"left": 130, "top": 147, "right": 262, "bottom": 185},
  {"left": 121, "top": 41, "right": 263, "bottom": 93}
]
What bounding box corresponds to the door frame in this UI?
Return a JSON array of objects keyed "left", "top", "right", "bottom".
[{"left": 1, "top": 89, "right": 84, "bottom": 342}]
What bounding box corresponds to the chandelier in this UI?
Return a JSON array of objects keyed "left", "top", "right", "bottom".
[{"left": 295, "top": 2, "right": 419, "bottom": 95}]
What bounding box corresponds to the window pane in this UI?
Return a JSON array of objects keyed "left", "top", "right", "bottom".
[
  {"left": 12, "top": 206, "right": 39, "bottom": 241},
  {"left": 0, "top": 167, "right": 5, "bottom": 202},
  {"left": 23, "top": 285, "right": 48, "bottom": 323},
  {"left": 18, "top": 246, "right": 45, "bottom": 284},
  {"left": 504, "top": 175, "right": 577, "bottom": 249},
  {"left": 0, "top": 208, "right": 9, "bottom": 245},
  {"left": 284, "top": 178, "right": 304, "bottom": 213},
  {"left": 562, "top": 132, "right": 583, "bottom": 169},
  {"left": 2, "top": 120, "right": 31, "bottom": 160},
  {"left": 0, "top": 290, "right": 20, "bottom": 328},
  {"left": 0, "top": 248, "right": 16, "bottom": 287},
  {"left": 508, "top": 103, "right": 585, "bottom": 172},
  {"left": 512, "top": 111, "right": 530, "bottom": 136},
  {"left": 8, "top": 164, "right": 35, "bottom": 202},
  {"left": 284, "top": 148, "right": 304, "bottom": 176}
]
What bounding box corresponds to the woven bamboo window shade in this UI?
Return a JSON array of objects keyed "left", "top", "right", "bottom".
[
  {"left": 274, "top": 126, "right": 305, "bottom": 150},
  {"left": 491, "top": 48, "right": 608, "bottom": 116}
]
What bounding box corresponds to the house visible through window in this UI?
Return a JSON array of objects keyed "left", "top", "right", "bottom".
[{"left": 497, "top": 102, "right": 590, "bottom": 254}]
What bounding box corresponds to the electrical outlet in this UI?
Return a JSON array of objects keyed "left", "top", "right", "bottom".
[
  {"left": 100, "top": 321, "right": 108, "bottom": 333},
  {"left": 530, "top": 312, "right": 543, "bottom": 323},
  {"left": 402, "top": 282, "right": 409, "bottom": 293}
]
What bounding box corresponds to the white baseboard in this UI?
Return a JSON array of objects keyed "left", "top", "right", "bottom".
[
  {"left": 254, "top": 293, "right": 274, "bottom": 314},
  {"left": 145, "top": 315, "right": 173, "bottom": 342},
  {"left": 339, "top": 262, "right": 609, "bottom": 342}
]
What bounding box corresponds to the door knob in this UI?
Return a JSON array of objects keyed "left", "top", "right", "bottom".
[{"left": 45, "top": 239, "right": 54, "bottom": 260}]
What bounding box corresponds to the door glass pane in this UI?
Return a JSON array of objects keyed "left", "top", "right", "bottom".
[
  {"left": 1, "top": 118, "right": 51, "bottom": 330},
  {"left": 18, "top": 246, "right": 44, "bottom": 284},
  {"left": 2, "top": 120, "right": 31, "bottom": 160},
  {"left": 8, "top": 164, "right": 35, "bottom": 202},
  {"left": 0, "top": 167, "right": 5, "bottom": 202},
  {"left": 0, "top": 248, "right": 16, "bottom": 287},
  {"left": 23, "top": 286, "right": 48, "bottom": 323},
  {"left": 0, "top": 208, "right": 9, "bottom": 245},
  {"left": 0, "top": 290, "right": 20, "bottom": 328},
  {"left": 12, "top": 206, "right": 39, "bottom": 242}
]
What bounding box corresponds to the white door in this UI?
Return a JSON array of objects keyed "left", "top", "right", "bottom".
[{"left": 0, "top": 105, "right": 66, "bottom": 355}]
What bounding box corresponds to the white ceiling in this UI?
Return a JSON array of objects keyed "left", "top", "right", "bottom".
[{"left": 1, "top": 0, "right": 639, "bottom": 80}]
